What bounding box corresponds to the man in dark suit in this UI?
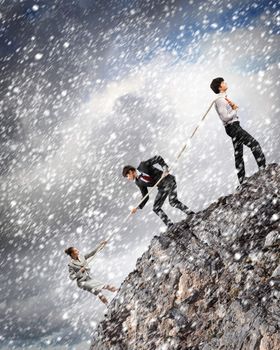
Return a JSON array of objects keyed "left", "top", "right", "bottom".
[{"left": 122, "top": 155, "right": 194, "bottom": 228}]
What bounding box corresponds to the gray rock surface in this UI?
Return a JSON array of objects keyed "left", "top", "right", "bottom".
[{"left": 90, "top": 164, "right": 280, "bottom": 350}]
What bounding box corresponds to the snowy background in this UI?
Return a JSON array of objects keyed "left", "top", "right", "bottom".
[{"left": 0, "top": 0, "right": 279, "bottom": 349}]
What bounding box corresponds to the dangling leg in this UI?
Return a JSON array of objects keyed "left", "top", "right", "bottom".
[
  {"left": 237, "top": 125, "right": 266, "bottom": 170},
  {"left": 79, "top": 280, "right": 108, "bottom": 304},
  {"left": 95, "top": 291, "right": 108, "bottom": 305},
  {"left": 153, "top": 189, "right": 173, "bottom": 228},
  {"left": 103, "top": 285, "right": 118, "bottom": 293},
  {"left": 168, "top": 181, "right": 194, "bottom": 215}
]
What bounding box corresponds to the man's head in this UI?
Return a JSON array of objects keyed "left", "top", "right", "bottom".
[
  {"left": 122, "top": 165, "right": 137, "bottom": 181},
  {"left": 210, "top": 77, "right": 228, "bottom": 94}
]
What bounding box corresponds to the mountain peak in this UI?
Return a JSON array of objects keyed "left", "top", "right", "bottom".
[{"left": 90, "top": 164, "right": 280, "bottom": 350}]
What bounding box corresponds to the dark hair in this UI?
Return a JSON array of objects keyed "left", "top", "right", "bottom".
[
  {"left": 122, "top": 165, "right": 136, "bottom": 177},
  {"left": 65, "top": 247, "right": 75, "bottom": 256},
  {"left": 210, "top": 77, "right": 224, "bottom": 94}
]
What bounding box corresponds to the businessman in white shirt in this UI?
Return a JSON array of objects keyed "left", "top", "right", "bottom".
[{"left": 210, "top": 77, "right": 266, "bottom": 184}]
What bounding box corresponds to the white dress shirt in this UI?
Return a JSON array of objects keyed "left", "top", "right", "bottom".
[{"left": 214, "top": 92, "right": 239, "bottom": 126}]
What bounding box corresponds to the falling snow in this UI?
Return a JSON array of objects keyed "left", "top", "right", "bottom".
[{"left": 0, "top": 0, "right": 279, "bottom": 349}]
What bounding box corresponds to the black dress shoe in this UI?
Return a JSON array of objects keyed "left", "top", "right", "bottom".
[{"left": 236, "top": 178, "right": 249, "bottom": 191}]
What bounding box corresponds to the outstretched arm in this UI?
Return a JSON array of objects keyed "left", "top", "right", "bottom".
[
  {"left": 216, "top": 98, "right": 237, "bottom": 123},
  {"left": 143, "top": 155, "right": 168, "bottom": 171},
  {"left": 85, "top": 241, "right": 107, "bottom": 260},
  {"left": 137, "top": 185, "right": 149, "bottom": 209}
]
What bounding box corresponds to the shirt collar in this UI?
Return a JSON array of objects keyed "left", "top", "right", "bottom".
[
  {"left": 135, "top": 170, "right": 141, "bottom": 182},
  {"left": 71, "top": 255, "right": 83, "bottom": 264}
]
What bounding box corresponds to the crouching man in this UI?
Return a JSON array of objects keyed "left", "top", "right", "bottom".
[{"left": 122, "top": 155, "right": 194, "bottom": 229}]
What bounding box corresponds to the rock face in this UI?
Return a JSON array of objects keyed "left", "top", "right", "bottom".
[{"left": 90, "top": 164, "right": 280, "bottom": 350}]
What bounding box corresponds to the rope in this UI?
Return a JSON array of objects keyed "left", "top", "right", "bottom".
[{"left": 87, "top": 99, "right": 217, "bottom": 264}]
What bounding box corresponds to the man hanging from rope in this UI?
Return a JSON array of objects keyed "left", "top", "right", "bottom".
[
  {"left": 65, "top": 241, "right": 118, "bottom": 305},
  {"left": 210, "top": 77, "right": 266, "bottom": 185},
  {"left": 122, "top": 155, "right": 194, "bottom": 229}
]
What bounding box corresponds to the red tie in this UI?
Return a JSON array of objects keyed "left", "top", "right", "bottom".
[{"left": 141, "top": 174, "right": 152, "bottom": 182}]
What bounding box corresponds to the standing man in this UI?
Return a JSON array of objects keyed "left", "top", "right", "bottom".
[
  {"left": 210, "top": 77, "right": 266, "bottom": 184},
  {"left": 122, "top": 155, "right": 194, "bottom": 228}
]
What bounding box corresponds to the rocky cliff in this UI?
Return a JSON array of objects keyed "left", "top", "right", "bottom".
[{"left": 90, "top": 164, "right": 280, "bottom": 350}]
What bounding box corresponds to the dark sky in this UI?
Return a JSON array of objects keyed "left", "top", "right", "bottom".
[{"left": 0, "top": 0, "right": 279, "bottom": 349}]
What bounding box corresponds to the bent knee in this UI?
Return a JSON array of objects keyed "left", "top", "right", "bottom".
[
  {"left": 92, "top": 289, "right": 102, "bottom": 296},
  {"left": 153, "top": 206, "right": 160, "bottom": 213},
  {"left": 169, "top": 199, "right": 176, "bottom": 206}
]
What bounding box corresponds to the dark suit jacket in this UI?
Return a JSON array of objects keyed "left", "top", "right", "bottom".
[{"left": 135, "top": 155, "right": 174, "bottom": 209}]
